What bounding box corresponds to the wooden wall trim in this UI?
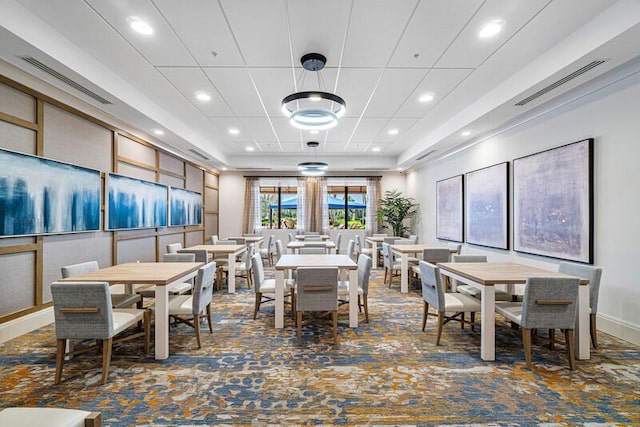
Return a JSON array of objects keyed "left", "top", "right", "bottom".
[
  {"left": 159, "top": 169, "right": 186, "bottom": 180},
  {"left": 0, "top": 111, "right": 38, "bottom": 130},
  {"left": 0, "top": 243, "right": 38, "bottom": 255},
  {"left": 0, "top": 302, "right": 52, "bottom": 324},
  {"left": 117, "top": 155, "right": 156, "bottom": 172}
]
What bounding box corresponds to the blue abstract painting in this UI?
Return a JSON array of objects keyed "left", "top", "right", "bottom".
[
  {"left": 107, "top": 173, "right": 167, "bottom": 230},
  {"left": 0, "top": 149, "right": 100, "bottom": 237},
  {"left": 513, "top": 139, "right": 593, "bottom": 263},
  {"left": 169, "top": 187, "right": 202, "bottom": 227},
  {"left": 465, "top": 162, "right": 509, "bottom": 249},
  {"left": 436, "top": 175, "right": 463, "bottom": 242}
]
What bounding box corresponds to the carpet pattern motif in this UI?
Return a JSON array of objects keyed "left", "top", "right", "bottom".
[{"left": 1, "top": 268, "right": 639, "bottom": 426}]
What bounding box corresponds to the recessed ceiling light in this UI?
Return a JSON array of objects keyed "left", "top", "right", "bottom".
[
  {"left": 228, "top": 128, "right": 240, "bottom": 135},
  {"left": 479, "top": 20, "right": 504, "bottom": 38},
  {"left": 245, "top": 146, "right": 255, "bottom": 152},
  {"left": 221, "top": 167, "right": 228, "bottom": 171},
  {"left": 152, "top": 129, "right": 164, "bottom": 135},
  {"left": 461, "top": 131, "right": 471, "bottom": 137},
  {"left": 129, "top": 17, "right": 153, "bottom": 35},
  {"left": 388, "top": 129, "right": 399, "bottom": 135},
  {"left": 419, "top": 93, "right": 434, "bottom": 103},
  {"left": 195, "top": 91, "right": 211, "bottom": 102},
  {"left": 372, "top": 147, "right": 381, "bottom": 152}
]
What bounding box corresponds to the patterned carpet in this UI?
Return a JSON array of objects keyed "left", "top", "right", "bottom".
[{"left": 1, "top": 268, "right": 639, "bottom": 426}]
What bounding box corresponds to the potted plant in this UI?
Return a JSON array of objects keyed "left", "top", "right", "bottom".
[{"left": 376, "top": 189, "right": 419, "bottom": 237}]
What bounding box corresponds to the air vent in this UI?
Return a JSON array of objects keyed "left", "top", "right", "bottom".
[
  {"left": 515, "top": 60, "right": 606, "bottom": 106},
  {"left": 188, "top": 148, "right": 210, "bottom": 160},
  {"left": 19, "top": 56, "right": 112, "bottom": 105},
  {"left": 353, "top": 167, "right": 389, "bottom": 171},
  {"left": 416, "top": 150, "right": 437, "bottom": 161}
]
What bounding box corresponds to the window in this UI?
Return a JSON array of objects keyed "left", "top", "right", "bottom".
[
  {"left": 327, "top": 181, "right": 367, "bottom": 230},
  {"left": 259, "top": 179, "right": 297, "bottom": 229}
]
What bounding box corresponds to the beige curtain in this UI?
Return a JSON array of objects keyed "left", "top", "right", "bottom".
[
  {"left": 366, "top": 177, "right": 381, "bottom": 234},
  {"left": 299, "top": 177, "right": 325, "bottom": 233},
  {"left": 242, "top": 177, "right": 261, "bottom": 234}
]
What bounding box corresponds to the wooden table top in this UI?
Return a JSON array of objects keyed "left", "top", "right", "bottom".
[
  {"left": 389, "top": 244, "right": 458, "bottom": 254},
  {"left": 438, "top": 262, "right": 590, "bottom": 286},
  {"left": 287, "top": 241, "right": 336, "bottom": 249},
  {"left": 227, "top": 236, "right": 264, "bottom": 243},
  {"left": 365, "top": 236, "right": 390, "bottom": 242},
  {"left": 294, "top": 235, "right": 330, "bottom": 240},
  {"left": 58, "top": 262, "right": 203, "bottom": 285},
  {"left": 275, "top": 254, "right": 357, "bottom": 270},
  {"left": 185, "top": 244, "right": 246, "bottom": 254}
]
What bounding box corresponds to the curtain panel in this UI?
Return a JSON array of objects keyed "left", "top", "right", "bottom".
[
  {"left": 366, "top": 177, "right": 381, "bottom": 234},
  {"left": 298, "top": 177, "right": 326, "bottom": 233},
  {"left": 242, "top": 177, "right": 261, "bottom": 234}
]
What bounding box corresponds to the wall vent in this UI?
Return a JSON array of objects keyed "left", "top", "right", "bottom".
[
  {"left": 19, "top": 56, "right": 112, "bottom": 105},
  {"left": 515, "top": 60, "right": 606, "bottom": 106},
  {"left": 353, "top": 167, "right": 389, "bottom": 171},
  {"left": 188, "top": 148, "right": 210, "bottom": 160},
  {"left": 416, "top": 150, "right": 436, "bottom": 161}
]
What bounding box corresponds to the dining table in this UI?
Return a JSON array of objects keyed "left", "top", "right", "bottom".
[
  {"left": 364, "top": 236, "right": 387, "bottom": 269},
  {"left": 227, "top": 236, "right": 265, "bottom": 246},
  {"left": 183, "top": 244, "right": 247, "bottom": 293},
  {"left": 438, "top": 262, "right": 590, "bottom": 361},
  {"left": 294, "top": 234, "right": 331, "bottom": 241},
  {"left": 389, "top": 244, "right": 459, "bottom": 293},
  {"left": 59, "top": 261, "right": 203, "bottom": 360},
  {"left": 286, "top": 240, "right": 336, "bottom": 254},
  {"left": 274, "top": 254, "right": 358, "bottom": 329}
]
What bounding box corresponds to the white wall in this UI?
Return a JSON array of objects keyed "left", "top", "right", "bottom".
[{"left": 405, "top": 68, "right": 640, "bottom": 345}]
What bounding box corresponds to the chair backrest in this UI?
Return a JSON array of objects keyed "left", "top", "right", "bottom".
[
  {"left": 422, "top": 248, "right": 451, "bottom": 264},
  {"left": 448, "top": 243, "right": 462, "bottom": 255},
  {"left": 296, "top": 267, "right": 338, "bottom": 312},
  {"left": 346, "top": 239, "right": 355, "bottom": 260},
  {"left": 306, "top": 232, "right": 320, "bottom": 235},
  {"left": 166, "top": 243, "right": 182, "bottom": 254},
  {"left": 192, "top": 262, "right": 216, "bottom": 315},
  {"left": 409, "top": 234, "right": 419, "bottom": 244},
  {"left": 394, "top": 239, "right": 412, "bottom": 245},
  {"left": 452, "top": 255, "right": 487, "bottom": 263},
  {"left": 558, "top": 262, "right": 602, "bottom": 313},
  {"left": 382, "top": 242, "right": 392, "bottom": 269},
  {"left": 51, "top": 281, "right": 114, "bottom": 340},
  {"left": 275, "top": 240, "right": 285, "bottom": 262},
  {"left": 418, "top": 261, "right": 446, "bottom": 311},
  {"left": 304, "top": 235, "right": 322, "bottom": 241},
  {"left": 354, "top": 234, "right": 363, "bottom": 253},
  {"left": 520, "top": 277, "right": 580, "bottom": 330},
  {"left": 335, "top": 233, "right": 342, "bottom": 253},
  {"left": 176, "top": 249, "right": 208, "bottom": 262},
  {"left": 211, "top": 235, "right": 220, "bottom": 244},
  {"left": 357, "top": 254, "right": 373, "bottom": 294},
  {"left": 288, "top": 232, "right": 294, "bottom": 242},
  {"left": 266, "top": 235, "right": 275, "bottom": 253},
  {"left": 162, "top": 253, "right": 196, "bottom": 263},
  {"left": 233, "top": 237, "right": 247, "bottom": 245},
  {"left": 383, "top": 237, "right": 399, "bottom": 245},
  {"left": 245, "top": 244, "right": 255, "bottom": 268},
  {"left": 299, "top": 247, "right": 326, "bottom": 255},
  {"left": 251, "top": 254, "right": 266, "bottom": 293},
  {"left": 217, "top": 240, "right": 237, "bottom": 245},
  {"left": 61, "top": 261, "right": 99, "bottom": 278},
  {"left": 243, "top": 233, "right": 259, "bottom": 237}
]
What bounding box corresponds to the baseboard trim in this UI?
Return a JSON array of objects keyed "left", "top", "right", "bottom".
[
  {"left": 0, "top": 307, "right": 54, "bottom": 344},
  {"left": 597, "top": 312, "right": 640, "bottom": 346}
]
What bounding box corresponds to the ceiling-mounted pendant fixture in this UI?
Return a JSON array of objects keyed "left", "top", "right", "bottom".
[
  {"left": 281, "top": 53, "right": 346, "bottom": 131},
  {"left": 298, "top": 141, "right": 328, "bottom": 176}
]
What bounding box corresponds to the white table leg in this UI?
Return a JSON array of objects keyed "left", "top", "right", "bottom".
[
  {"left": 348, "top": 268, "right": 359, "bottom": 328},
  {"left": 227, "top": 253, "right": 236, "bottom": 293},
  {"left": 371, "top": 241, "right": 379, "bottom": 269},
  {"left": 576, "top": 285, "right": 590, "bottom": 360},
  {"left": 275, "top": 269, "right": 285, "bottom": 329},
  {"left": 400, "top": 252, "right": 409, "bottom": 293},
  {"left": 480, "top": 286, "right": 496, "bottom": 361},
  {"left": 155, "top": 285, "right": 170, "bottom": 360}
]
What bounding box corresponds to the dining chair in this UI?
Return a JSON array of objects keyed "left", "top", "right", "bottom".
[
  {"left": 408, "top": 234, "right": 419, "bottom": 244},
  {"left": 558, "top": 262, "right": 603, "bottom": 347},
  {"left": 258, "top": 235, "right": 275, "bottom": 265},
  {"left": 304, "top": 235, "right": 322, "bottom": 241},
  {"left": 251, "top": 254, "right": 295, "bottom": 320},
  {"left": 411, "top": 248, "right": 452, "bottom": 287},
  {"left": 288, "top": 232, "right": 294, "bottom": 242},
  {"left": 419, "top": 261, "right": 481, "bottom": 345},
  {"left": 354, "top": 234, "right": 373, "bottom": 258},
  {"left": 296, "top": 267, "right": 339, "bottom": 345},
  {"left": 61, "top": 261, "right": 142, "bottom": 309},
  {"left": 448, "top": 243, "right": 462, "bottom": 255},
  {"left": 166, "top": 243, "right": 182, "bottom": 254},
  {"left": 346, "top": 239, "right": 356, "bottom": 261},
  {"left": 50, "top": 281, "right": 151, "bottom": 385},
  {"left": 232, "top": 237, "right": 247, "bottom": 245},
  {"left": 451, "top": 255, "right": 512, "bottom": 302},
  {"left": 338, "top": 254, "right": 372, "bottom": 323},
  {"left": 137, "top": 253, "right": 196, "bottom": 299},
  {"left": 335, "top": 233, "right": 342, "bottom": 254},
  {"left": 217, "top": 244, "right": 254, "bottom": 290},
  {"left": 166, "top": 262, "right": 216, "bottom": 349},
  {"left": 210, "top": 235, "right": 220, "bottom": 244},
  {"left": 306, "top": 231, "right": 320, "bottom": 235},
  {"left": 382, "top": 242, "right": 401, "bottom": 288},
  {"left": 0, "top": 407, "right": 102, "bottom": 427},
  {"left": 495, "top": 276, "right": 580, "bottom": 370},
  {"left": 275, "top": 239, "right": 285, "bottom": 262},
  {"left": 298, "top": 247, "right": 326, "bottom": 255}
]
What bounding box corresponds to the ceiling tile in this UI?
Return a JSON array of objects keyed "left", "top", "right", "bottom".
[
  {"left": 334, "top": 68, "right": 384, "bottom": 118},
  {"left": 364, "top": 68, "right": 427, "bottom": 117},
  {"left": 203, "top": 68, "right": 265, "bottom": 116},
  {"left": 373, "top": 118, "right": 419, "bottom": 143},
  {"left": 349, "top": 118, "right": 389, "bottom": 142}
]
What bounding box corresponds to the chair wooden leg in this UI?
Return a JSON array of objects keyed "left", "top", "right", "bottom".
[
  {"left": 55, "top": 339, "right": 66, "bottom": 385},
  {"left": 549, "top": 328, "right": 556, "bottom": 350},
  {"left": 436, "top": 312, "right": 444, "bottom": 345},
  {"left": 206, "top": 304, "right": 213, "bottom": 333},
  {"left": 590, "top": 313, "right": 598, "bottom": 348},
  {"left": 565, "top": 329, "right": 576, "bottom": 370},
  {"left": 421, "top": 302, "right": 429, "bottom": 331},
  {"left": 470, "top": 312, "right": 476, "bottom": 332},
  {"left": 297, "top": 312, "right": 303, "bottom": 345},
  {"left": 290, "top": 289, "right": 297, "bottom": 323},
  {"left": 461, "top": 312, "right": 465, "bottom": 329},
  {"left": 363, "top": 294, "right": 369, "bottom": 323},
  {"left": 332, "top": 310, "right": 338, "bottom": 345},
  {"left": 384, "top": 268, "right": 389, "bottom": 287},
  {"left": 143, "top": 310, "right": 151, "bottom": 355},
  {"left": 194, "top": 314, "right": 202, "bottom": 349},
  {"left": 357, "top": 295, "right": 363, "bottom": 313},
  {"left": 101, "top": 338, "right": 113, "bottom": 385},
  {"left": 253, "top": 293, "right": 261, "bottom": 319},
  {"left": 522, "top": 328, "right": 533, "bottom": 369}
]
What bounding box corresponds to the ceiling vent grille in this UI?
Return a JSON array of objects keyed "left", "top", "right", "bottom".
[
  {"left": 354, "top": 167, "right": 389, "bottom": 171},
  {"left": 515, "top": 60, "right": 606, "bottom": 106},
  {"left": 416, "top": 150, "right": 437, "bottom": 161},
  {"left": 19, "top": 56, "right": 112, "bottom": 105},
  {"left": 188, "top": 148, "right": 209, "bottom": 160}
]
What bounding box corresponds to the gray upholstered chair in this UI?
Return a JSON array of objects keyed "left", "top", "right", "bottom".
[
  {"left": 408, "top": 234, "right": 419, "bottom": 244},
  {"left": 335, "top": 233, "right": 342, "bottom": 254},
  {"left": 217, "top": 244, "right": 254, "bottom": 289},
  {"left": 275, "top": 239, "right": 285, "bottom": 262},
  {"left": 410, "top": 248, "right": 452, "bottom": 284},
  {"left": 232, "top": 237, "right": 247, "bottom": 245},
  {"left": 305, "top": 231, "right": 320, "bottom": 235},
  {"left": 288, "top": 232, "right": 294, "bottom": 242},
  {"left": 298, "top": 242, "right": 327, "bottom": 254},
  {"left": 558, "top": 262, "right": 603, "bottom": 347},
  {"left": 51, "top": 281, "right": 151, "bottom": 385},
  {"left": 210, "top": 235, "right": 220, "bottom": 244},
  {"left": 258, "top": 235, "right": 275, "bottom": 265},
  {"left": 296, "top": 267, "right": 339, "bottom": 345},
  {"left": 451, "top": 255, "right": 512, "bottom": 302},
  {"left": 0, "top": 407, "right": 102, "bottom": 427},
  {"left": 251, "top": 254, "right": 295, "bottom": 320},
  {"left": 167, "top": 262, "right": 216, "bottom": 348},
  {"left": 382, "top": 242, "right": 401, "bottom": 288},
  {"left": 495, "top": 276, "right": 580, "bottom": 370},
  {"left": 419, "top": 261, "right": 481, "bottom": 345},
  {"left": 166, "top": 243, "right": 182, "bottom": 254},
  {"left": 176, "top": 248, "right": 209, "bottom": 263},
  {"left": 354, "top": 234, "right": 372, "bottom": 258},
  {"left": 338, "top": 254, "right": 372, "bottom": 323},
  {"left": 346, "top": 239, "right": 356, "bottom": 261},
  {"left": 448, "top": 243, "right": 462, "bottom": 255},
  {"left": 137, "top": 253, "right": 196, "bottom": 299},
  {"left": 304, "top": 235, "right": 322, "bottom": 241},
  {"left": 61, "top": 261, "right": 141, "bottom": 309}
]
